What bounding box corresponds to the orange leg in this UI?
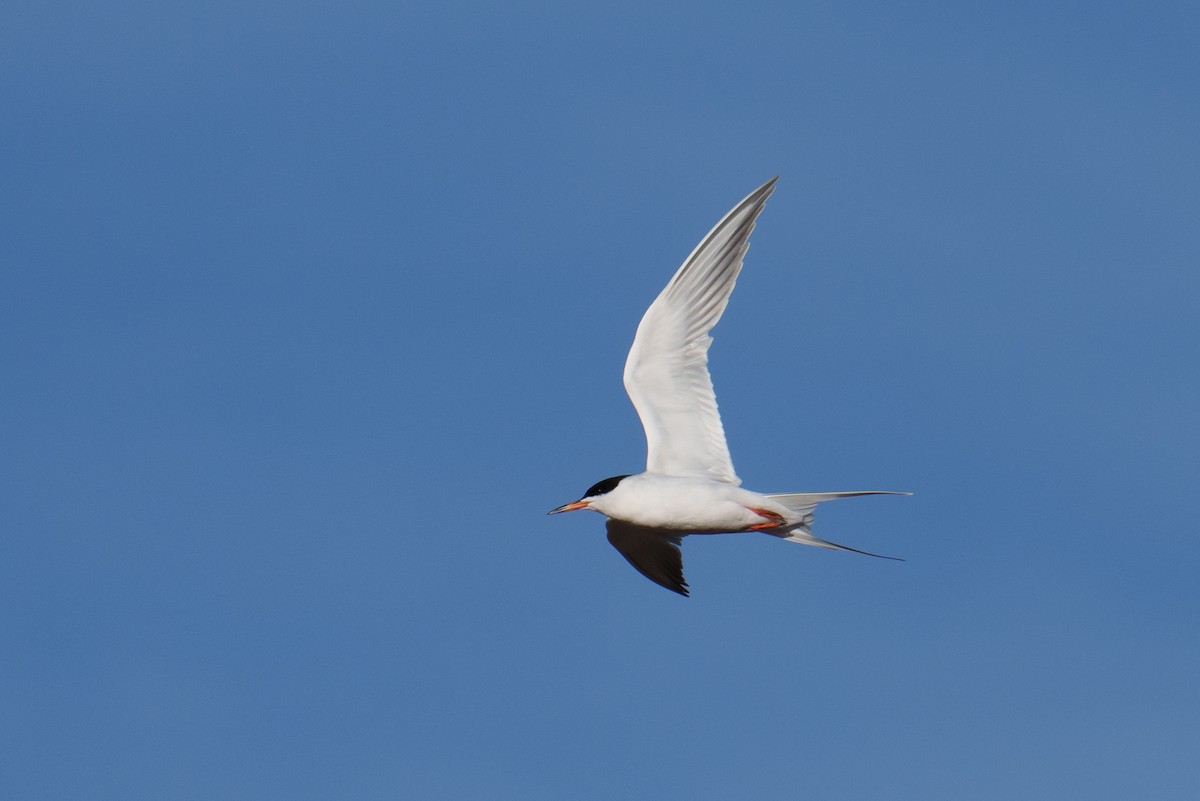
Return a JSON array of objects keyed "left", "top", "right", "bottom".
[{"left": 745, "top": 506, "right": 786, "bottom": 530}]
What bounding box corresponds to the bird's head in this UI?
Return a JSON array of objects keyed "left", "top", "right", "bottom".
[{"left": 548, "top": 474, "right": 631, "bottom": 515}]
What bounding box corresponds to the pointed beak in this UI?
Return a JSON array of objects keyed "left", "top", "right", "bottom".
[{"left": 547, "top": 500, "right": 590, "bottom": 515}]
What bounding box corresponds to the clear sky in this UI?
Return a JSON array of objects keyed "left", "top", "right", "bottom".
[{"left": 3, "top": 2, "right": 1198, "bottom": 798}]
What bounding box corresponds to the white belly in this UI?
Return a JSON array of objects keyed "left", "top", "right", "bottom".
[{"left": 590, "top": 473, "right": 779, "bottom": 532}]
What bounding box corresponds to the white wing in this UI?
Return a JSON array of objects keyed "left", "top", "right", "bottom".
[{"left": 623, "top": 177, "right": 777, "bottom": 485}]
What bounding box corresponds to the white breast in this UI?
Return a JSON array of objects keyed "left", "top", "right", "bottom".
[{"left": 589, "top": 473, "right": 775, "bottom": 532}]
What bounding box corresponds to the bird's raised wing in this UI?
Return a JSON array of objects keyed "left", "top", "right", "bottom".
[
  {"left": 605, "top": 520, "right": 689, "bottom": 596},
  {"left": 623, "top": 177, "right": 777, "bottom": 485}
]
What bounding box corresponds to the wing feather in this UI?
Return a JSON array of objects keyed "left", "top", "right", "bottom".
[
  {"left": 605, "top": 520, "right": 689, "bottom": 596},
  {"left": 623, "top": 177, "right": 777, "bottom": 484}
]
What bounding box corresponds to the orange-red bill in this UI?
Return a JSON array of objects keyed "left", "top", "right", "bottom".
[{"left": 547, "top": 500, "right": 590, "bottom": 515}]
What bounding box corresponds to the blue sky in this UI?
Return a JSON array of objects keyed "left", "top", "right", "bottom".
[{"left": 3, "top": 1, "right": 1198, "bottom": 798}]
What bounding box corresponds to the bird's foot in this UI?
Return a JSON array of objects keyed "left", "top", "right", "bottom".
[{"left": 745, "top": 507, "right": 787, "bottom": 530}]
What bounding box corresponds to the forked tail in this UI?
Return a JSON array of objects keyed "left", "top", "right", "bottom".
[{"left": 764, "top": 491, "right": 910, "bottom": 560}]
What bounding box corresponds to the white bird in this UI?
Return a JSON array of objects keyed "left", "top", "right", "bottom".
[{"left": 549, "top": 177, "right": 908, "bottom": 596}]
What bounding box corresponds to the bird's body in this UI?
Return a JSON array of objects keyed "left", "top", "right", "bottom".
[
  {"left": 586, "top": 473, "right": 788, "bottom": 533},
  {"left": 550, "top": 177, "right": 907, "bottom": 595}
]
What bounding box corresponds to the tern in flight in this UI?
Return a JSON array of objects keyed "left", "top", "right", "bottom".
[{"left": 549, "top": 177, "right": 907, "bottom": 596}]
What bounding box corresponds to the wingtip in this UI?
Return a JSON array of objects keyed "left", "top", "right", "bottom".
[
  {"left": 754, "top": 175, "right": 779, "bottom": 198},
  {"left": 735, "top": 176, "right": 778, "bottom": 207}
]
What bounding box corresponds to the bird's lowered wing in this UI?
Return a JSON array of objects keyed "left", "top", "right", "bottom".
[
  {"left": 623, "top": 177, "right": 777, "bottom": 485},
  {"left": 605, "top": 520, "right": 690, "bottom": 597}
]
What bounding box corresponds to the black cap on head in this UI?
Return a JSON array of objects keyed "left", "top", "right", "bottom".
[{"left": 584, "top": 475, "right": 631, "bottom": 499}]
